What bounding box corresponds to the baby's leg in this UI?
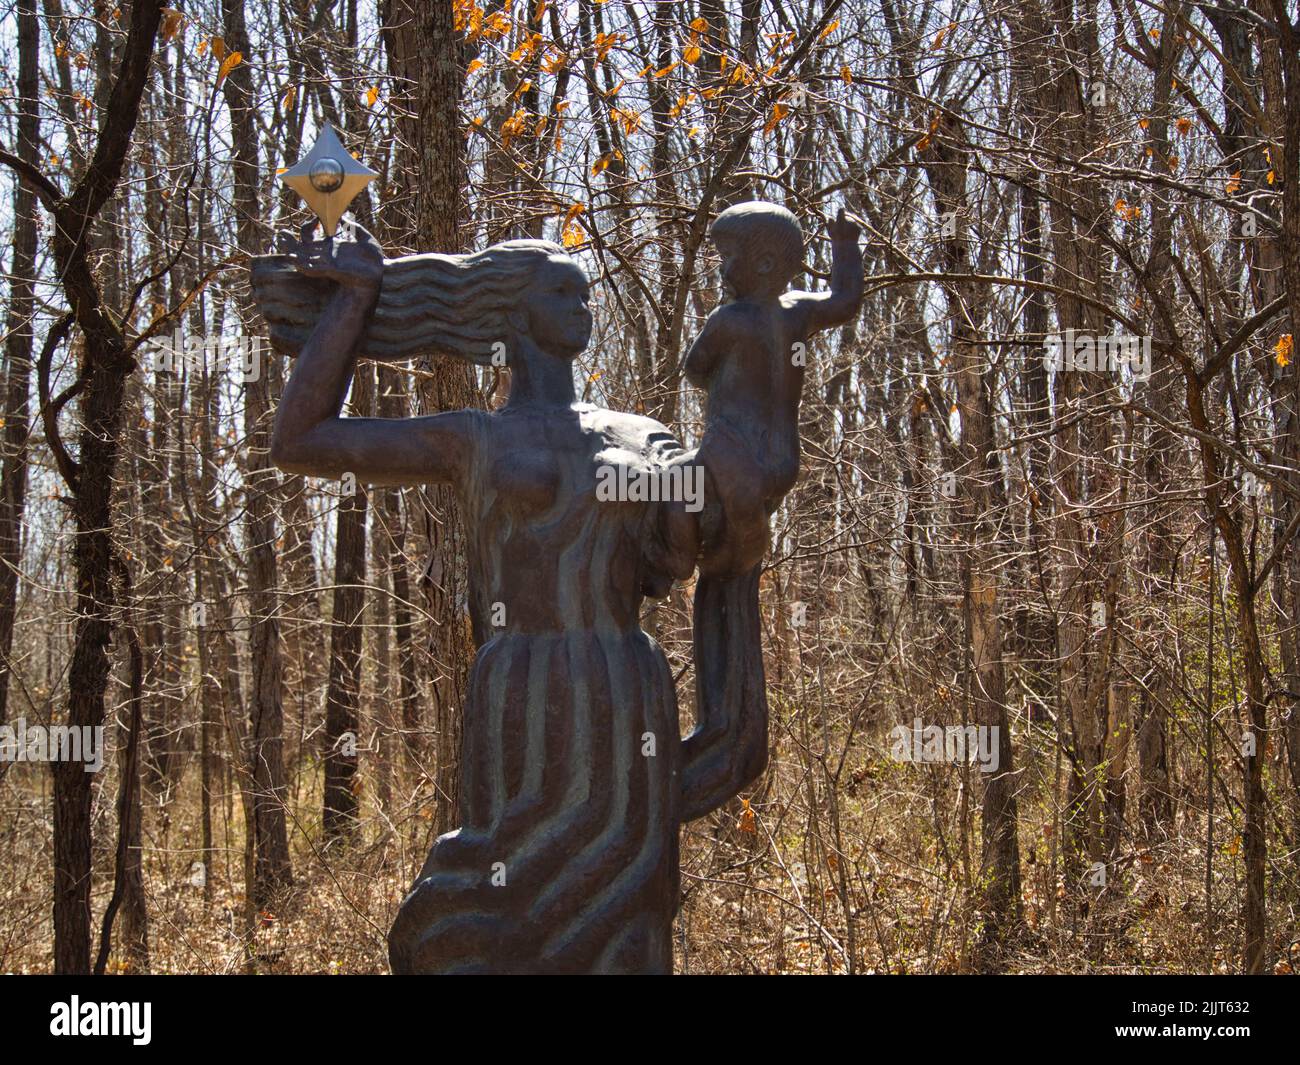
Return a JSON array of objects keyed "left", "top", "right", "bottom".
[{"left": 698, "top": 422, "right": 773, "bottom": 578}]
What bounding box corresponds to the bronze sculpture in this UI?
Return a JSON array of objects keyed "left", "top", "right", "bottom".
[{"left": 249, "top": 202, "right": 862, "bottom": 973}]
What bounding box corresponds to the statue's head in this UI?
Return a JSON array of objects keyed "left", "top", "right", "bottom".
[
  {"left": 251, "top": 238, "right": 591, "bottom": 366},
  {"left": 499, "top": 242, "right": 592, "bottom": 361},
  {"left": 710, "top": 201, "right": 803, "bottom": 299}
]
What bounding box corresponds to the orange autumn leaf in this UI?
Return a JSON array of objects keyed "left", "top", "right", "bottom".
[
  {"left": 561, "top": 221, "right": 585, "bottom": 248},
  {"left": 216, "top": 51, "right": 243, "bottom": 87},
  {"left": 1175, "top": 116, "right": 1192, "bottom": 136},
  {"left": 728, "top": 62, "right": 754, "bottom": 85},
  {"left": 1225, "top": 171, "right": 1241, "bottom": 194},
  {"left": 610, "top": 106, "right": 641, "bottom": 134},
  {"left": 593, "top": 31, "right": 622, "bottom": 62},
  {"left": 738, "top": 798, "right": 757, "bottom": 834},
  {"left": 482, "top": 11, "right": 511, "bottom": 40},
  {"left": 509, "top": 32, "right": 542, "bottom": 64},
  {"left": 160, "top": 8, "right": 183, "bottom": 42},
  {"left": 1276, "top": 334, "right": 1293, "bottom": 367},
  {"left": 561, "top": 201, "right": 585, "bottom": 227},
  {"left": 499, "top": 108, "right": 528, "bottom": 149},
  {"left": 917, "top": 114, "right": 941, "bottom": 152},
  {"left": 591, "top": 149, "right": 620, "bottom": 175},
  {"left": 465, "top": 5, "right": 482, "bottom": 39}
]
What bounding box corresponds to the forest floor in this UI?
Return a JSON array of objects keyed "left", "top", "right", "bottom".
[{"left": 3, "top": 706, "right": 1294, "bottom": 974}]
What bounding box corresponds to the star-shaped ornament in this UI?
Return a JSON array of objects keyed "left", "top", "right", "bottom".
[{"left": 279, "top": 122, "right": 377, "bottom": 237}]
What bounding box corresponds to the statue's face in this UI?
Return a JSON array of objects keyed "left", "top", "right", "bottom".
[
  {"left": 524, "top": 257, "right": 593, "bottom": 358},
  {"left": 715, "top": 232, "right": 777, "bottom": 300}
]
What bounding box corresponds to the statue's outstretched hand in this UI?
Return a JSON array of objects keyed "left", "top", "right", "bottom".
[
  {"left": 826, "top": 206, "right": 861, "bottom": 244},
  {"left": 278, "top": 218, "right": 384, "bottom": 294}
]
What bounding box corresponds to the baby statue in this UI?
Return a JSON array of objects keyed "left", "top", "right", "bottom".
[{"left": 685, "top": 201, "right": 864, "bottom": 577}]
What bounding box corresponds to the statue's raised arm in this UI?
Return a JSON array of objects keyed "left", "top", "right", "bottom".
[{"left": 253, "top": 221, "right": 481, "bottom": 486}]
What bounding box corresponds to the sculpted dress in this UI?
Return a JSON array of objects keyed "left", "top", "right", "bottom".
[{"left": 387, "top": 403, "right": 696, "bottom": 974}]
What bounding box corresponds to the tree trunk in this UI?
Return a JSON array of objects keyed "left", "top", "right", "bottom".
[
  {"left": 323, "top": 366, "right": 371, "bottom": 836},
  {"left": 223, "top": 0, "right": 292, "bottom": 901},
  {"left": 384, "top": 0, "right": 479, "bottom": 836},
  {"left": 0, "top": 0, "right": 39, "bottom": 741}
]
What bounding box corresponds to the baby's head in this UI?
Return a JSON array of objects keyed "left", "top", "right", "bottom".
[{"left": 710, "top": 201, "right": 804, "bottom": 299}]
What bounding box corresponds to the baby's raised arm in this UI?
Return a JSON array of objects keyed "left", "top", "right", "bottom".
[{"left": 786, "top": 208, "right": 864, "bottom": 336}]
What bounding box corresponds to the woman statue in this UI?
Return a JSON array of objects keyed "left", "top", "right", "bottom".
[{"left": 250, "top": 222, "right": 768, "bottom": 974}]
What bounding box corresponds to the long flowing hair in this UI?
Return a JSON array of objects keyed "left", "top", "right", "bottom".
[{"left": 249, "top": 238, "right": 569, "bottom": 366}]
